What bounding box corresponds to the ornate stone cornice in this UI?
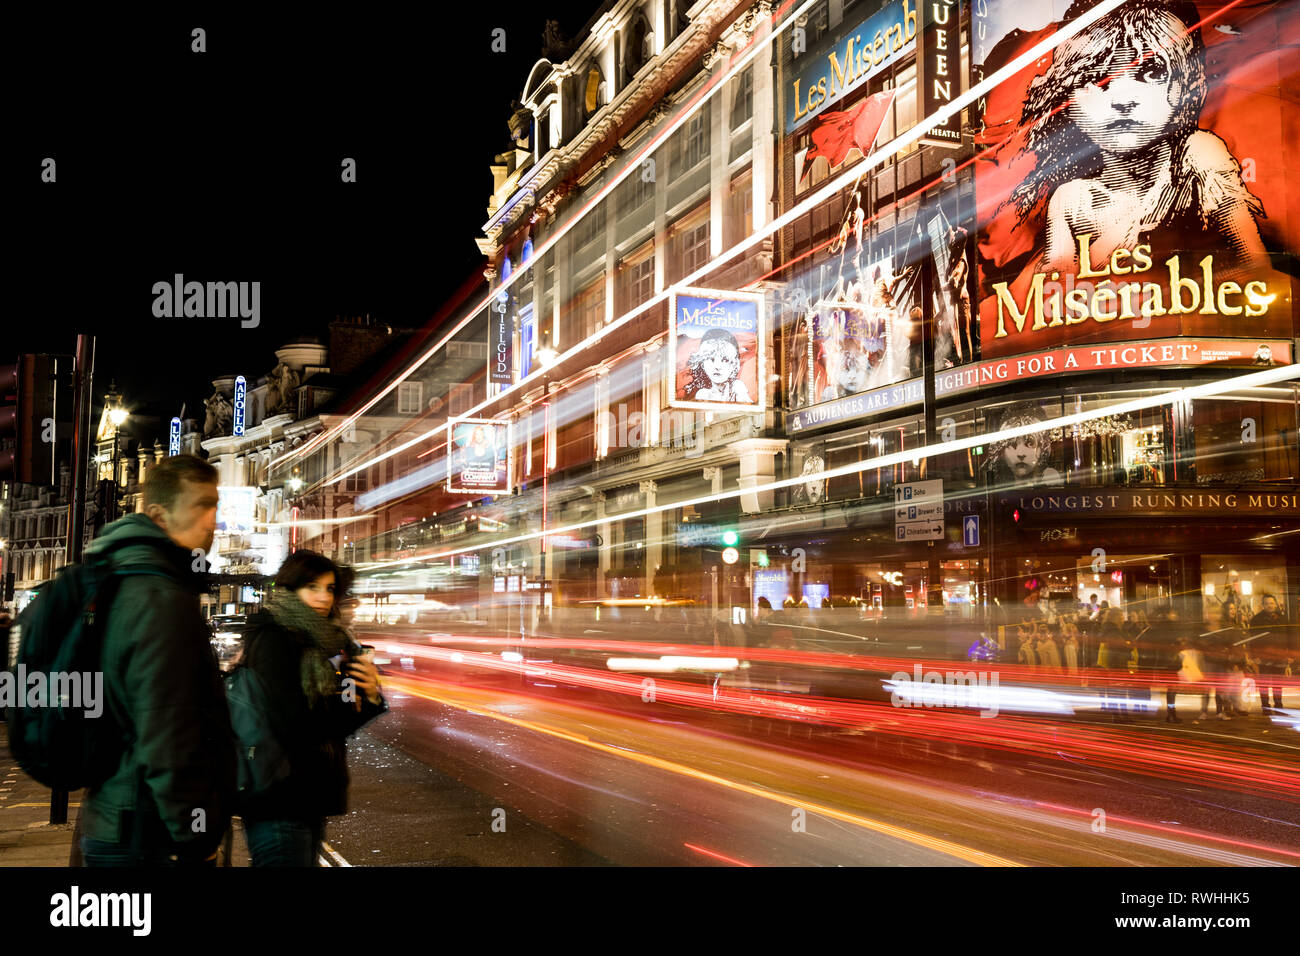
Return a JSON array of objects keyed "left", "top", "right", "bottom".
[{"left": 481, "top": 0, "right": 753, "bottom": 256}]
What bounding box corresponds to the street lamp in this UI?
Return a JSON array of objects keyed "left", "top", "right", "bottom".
[
  {"left": 286, "top": 475, "right": 304, "bottom": 553},
  {"left": 107, "top": 398, "right": 129, "bottom": 524},
  {"left": 539, "top": 381, "right": 552, "bottom": 628}
]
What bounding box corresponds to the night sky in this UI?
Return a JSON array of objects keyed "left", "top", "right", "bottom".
[{"left": 12, "top": 4, "right": 600, "bottom": 437}]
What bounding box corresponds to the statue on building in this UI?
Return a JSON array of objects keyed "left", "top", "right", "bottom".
[
  {"left": 204, "top": 391, "right": 233, "bottom": 438},
  {"left": 265, "top": 362, "right": 300, "bottom": 416},
  {"left": 541, "top": 19, "right": 573, "bottom": 61}
]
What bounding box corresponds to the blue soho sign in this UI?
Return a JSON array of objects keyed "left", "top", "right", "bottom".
[
  {"left": 233, "top": 375, "right": 247, "bottom": 436},
  {"left": 785, "top": 0, "right": 917, "bottom": 134},
  {"left": 168, "top": 417, "right": 181, "bottom": 456}
]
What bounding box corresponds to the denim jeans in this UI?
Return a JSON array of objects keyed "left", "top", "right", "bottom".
[
  {"left": 82, "top": 835, "right": 217, "bottom": 867},
  {"left": 243, "top": 817, "right": 324, "bottom": 867}
]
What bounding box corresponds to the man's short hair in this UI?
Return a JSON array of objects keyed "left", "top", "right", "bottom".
[{"left": 143, "top": 454, "right": 218, "bottom": 510}]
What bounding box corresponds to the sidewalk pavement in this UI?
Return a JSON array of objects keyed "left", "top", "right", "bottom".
[{"left": 0, "top": 722, "right": 80, "bottom": 866}]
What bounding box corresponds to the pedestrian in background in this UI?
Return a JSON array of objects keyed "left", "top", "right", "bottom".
[{"left": 237, "top": 550, "right": 386, "bottom": 866}]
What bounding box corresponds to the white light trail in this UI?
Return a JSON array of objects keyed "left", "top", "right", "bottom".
[
  {"left": 290, "top": 0, "right": 1137, "bottom": 491},
  {"left": 352, "top": 361, "right": 1298, "bottom": 572},
  {"left": 273, "top": 0, "right": 824, "bottom": 473}
]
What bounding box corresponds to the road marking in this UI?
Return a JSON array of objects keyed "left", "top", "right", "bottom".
[
  {"left": 387, "top": 675, "right": 1022, "bottom": 867},
  {"left": 684, "top": 842, "right": 756, "bottom": 866},
  {"left": 321, "top": 840, "right": 352, "bottom": 867}
]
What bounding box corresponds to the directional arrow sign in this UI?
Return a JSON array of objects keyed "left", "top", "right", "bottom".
[
  {"left": 896, "top": 519, "right": 943, "bottom": 542},
  {"left": 896, "top": 501, "right": 943, "bottom": 522},
  {"left": 894, "top": 479, "right": 943, "bottom": 504},
  {"left": 963, "top": 515, "right": 980, "bottom": 547}
]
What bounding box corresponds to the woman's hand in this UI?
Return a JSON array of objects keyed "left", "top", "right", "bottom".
[{"left": 345, "top": 660, "right": 383, "bottom": 708}]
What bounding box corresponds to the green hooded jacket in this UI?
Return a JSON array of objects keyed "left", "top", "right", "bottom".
[{"left": 81, "top": 513, "right": 236, "bottom": 860}]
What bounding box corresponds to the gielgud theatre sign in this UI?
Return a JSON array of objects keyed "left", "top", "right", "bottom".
[{"left": 973, "top": 0, "right": 1297, "bottom": 360}]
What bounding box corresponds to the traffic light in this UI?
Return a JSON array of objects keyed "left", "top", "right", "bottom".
[
  {"left": 0, "top": 362, "right": 17, "bottom": 478},
  {"left": 0, "top": 355, "right": 70, "bottom": 486},
  {"left": 720, "top": 529, "right": 739, "bottom": 547}
]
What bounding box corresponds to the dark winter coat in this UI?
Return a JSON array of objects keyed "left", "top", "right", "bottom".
[
  {"left": 81, "top": 514, "right": 236, "bottom": 861},
  {"left": 237, "top": 609, "right": 386, "bottom": 821}
]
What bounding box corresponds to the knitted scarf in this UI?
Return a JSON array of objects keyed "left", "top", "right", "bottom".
[{"left": 263, "top": 589, "right": 352, "bottom": 703}]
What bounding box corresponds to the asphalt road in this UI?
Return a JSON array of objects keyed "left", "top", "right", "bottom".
[{"left": 333, "top": 642, "right": 1300, "bottom": 866}]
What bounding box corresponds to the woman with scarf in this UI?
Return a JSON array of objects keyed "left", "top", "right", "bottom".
[{"left": 239, "top": 550, "right": 386, "bottom": 866}]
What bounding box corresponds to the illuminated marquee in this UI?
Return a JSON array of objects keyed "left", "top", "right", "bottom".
[
  {"left": 917, "top": 0, "right": 961, "bottom": 148},
  {"left": 233, "top": 375, "right": 246, "bottom": 436},
  {"left": 991, "top": 238, "right": 1276, "bottom": 341},
  {"left": 785, "top": 0, "right": 917, "bottom": 134},
  {"left": 668, "top": 289, "right": 765, "bottom": 413}
]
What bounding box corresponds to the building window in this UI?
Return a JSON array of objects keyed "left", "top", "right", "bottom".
[
  {"left": 617, "top": 242, "right": 655, "bottom": 316},
  {"left": 397, "top": 382, "right": 424, "bottom": 415},
  {"left": 730, "top": 66, "right": 753, "bottom": 130},
  {"left": 583, "top": 65, "right": 603, "bottom": 119},
  {"left": 624, "top": 15, "right": 650, "bottom": 84},
  {"left": 671, "top": 106, "right": 710, "bottom": 178},
  {"left": 449, "top": 384, "right": 474, "bottom": 417},
  {"left": 447, "top": 342, "right": 486, "bottom": 361},
  {"left": 520, "top": 304, "right": 537, "bottom": 377},
  {"left": 574, "top": 202, "right": 606, "bottom": 255},
  {"left": 669, "top": 205, "right": 710, "bottom": 284},
  {"left": 617, "top": 171, "right": 654, "bottom": 220},
  {"left": 563, "top": 275, "right": 605, "bottom": 347},
  {"left": 724, "top": 168, "right": 753, "bottom": 249}
]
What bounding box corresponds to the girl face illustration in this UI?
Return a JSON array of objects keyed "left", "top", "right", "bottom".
[
  {"left": 1003, "top": 433, "right": 1046, "bottom": 479},
  {"left": 1069, "top": 41, "right": 1178, "bottom": 155},
  {"left": 701, "top": 341, "right": 739, "bottom": 386},
  {"left": 833, "top": 339, "right": 869, "bottom": 393}
]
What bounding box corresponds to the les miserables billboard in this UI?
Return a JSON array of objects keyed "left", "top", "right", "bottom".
[{"left": 973, "top": 0, "right": 1296, "bottom": 362}]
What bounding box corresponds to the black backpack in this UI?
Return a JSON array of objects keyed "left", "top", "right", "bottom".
[
  {"left": 225, "top": 660, "right": 292, "bottom": 803},
  {"left": 4, "top": 556, "right": 169, "bottom": 790}
]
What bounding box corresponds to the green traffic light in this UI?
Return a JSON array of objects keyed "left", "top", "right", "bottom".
[{"left": 721, "top": 530, "right": 739, "bottom": 547}]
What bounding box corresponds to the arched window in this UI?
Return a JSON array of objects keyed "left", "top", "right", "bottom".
[
  {"left": 583, "top": 65, "right": 603, "bottom": 119},
  {"left": 624, "top": 15, "right": 649, "bottom": 84}
]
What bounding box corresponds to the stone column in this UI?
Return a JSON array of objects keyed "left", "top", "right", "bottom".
[
  {"left": 641, "top": 480, "right": 660, "bottom": 598},
  {"left": 728, "top": 438, "right": 788, "bottom": 513},
  {"left": 595, "top": 490, "right": 611, "bottom": 596}
]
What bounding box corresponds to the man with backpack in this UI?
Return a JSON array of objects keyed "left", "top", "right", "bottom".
[{"left": 77, "top": 454, "right": 235, "bottom": 866}]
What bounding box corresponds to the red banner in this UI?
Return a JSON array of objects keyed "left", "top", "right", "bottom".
[{"left": 936, "top": 338, "right": 1291, "bottom": 396}]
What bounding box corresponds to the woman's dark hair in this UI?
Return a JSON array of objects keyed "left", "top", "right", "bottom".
[{"left": 274, "top": 550, "right": 345, "bottom": 615}]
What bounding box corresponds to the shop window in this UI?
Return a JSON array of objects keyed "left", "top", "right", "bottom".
[
  {"left": 1192, "top": 393, "right": 1296, "bottom": 484},
  {"left": 1201, "top": 555, "right": 1290, "bottom": 630},
  {"left": 1062, "top": 396, "right": 1172, "bottom": 487}
]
